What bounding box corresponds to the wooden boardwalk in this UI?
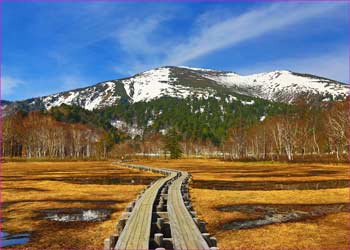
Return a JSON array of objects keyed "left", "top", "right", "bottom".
[
  {"left": 167, "top": 171, "right": 211, "bottom": 250},
  {"left": 105, "top": 164, "right": 217, "bottom": 250}
]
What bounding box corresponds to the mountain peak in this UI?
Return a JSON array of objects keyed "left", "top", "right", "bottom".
[{"left": 3, "top": 66, "right": 348, "bottom": 116}]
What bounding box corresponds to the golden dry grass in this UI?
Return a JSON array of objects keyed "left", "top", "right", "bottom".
[
  {"left": 136, "top": 159, "right": 350, "bottom": 182},
  {"left": 2, "top": 161, "right": 161, "bottom": 249},
  {"left": 135, "top": 159, "right": 350, "bottom": 250}
]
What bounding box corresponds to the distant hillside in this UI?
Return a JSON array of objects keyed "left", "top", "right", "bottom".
[
  {"left": 3, "top": 66, "right": 348, "bottom": 118},
  {"left": 3, "top": 71, "right": 349, "bottom": 162}
]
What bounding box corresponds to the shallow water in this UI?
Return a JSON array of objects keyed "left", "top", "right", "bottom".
[
  {"left": 194, "top": 179, "right": 350, "bottom": 190},
  {"left": 0, "top": 231, "right": 30, "bottom": 247},
  {"left": 5, "top": 175, "right": 159, "bottom": 186},
  {"left": 43, "top": 208, "right": 112, "bottom": 222},
  {"left": 220, "top": 203, "right": 350, "bottom": 230},
  {"left": 62, "top": 176, "right": 158, "bottom": 185}
]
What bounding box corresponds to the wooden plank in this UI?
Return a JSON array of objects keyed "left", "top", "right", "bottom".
[
  {"left": 115, "top": 165, "right": 176, "bottom": 250},
  {"left": 168, "top": 171, "right": 210, "bottom": 250},
  {"left": 112, "top": 164, "right": 212, "bottom": 250}
]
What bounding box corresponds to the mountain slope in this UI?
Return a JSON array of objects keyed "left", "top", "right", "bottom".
[
  {"left": 197, "top": 68, "right": 348, "bottom": 103},
  {"left": 3, "top": 66, "right": 349, "bottom": 116}
]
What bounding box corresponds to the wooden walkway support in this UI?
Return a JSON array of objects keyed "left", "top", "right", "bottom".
[
  {"left": 167, "top": 171, "right": 213, "bottom": 249},
  {"left": 104, "top": 163, "right": 217, "bottom": 250}
]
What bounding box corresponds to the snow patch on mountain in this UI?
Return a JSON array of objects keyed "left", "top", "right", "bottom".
[
  {"left": 241, "top": 100, "right": 255, "bottom": 105},
  {"left": 4, "top": 66, "right": 349, "bottom": 117},
  {"left": 41, "top": 81, "right": 120, "bottom": 111},
  {"left": 203, "top": 70, "right": 349, "bottom": 102},
  {"left": 121, "top": 67, "right": 220, "bottom": 103},
  {"left": 122, "top": 68, "right": 175, "bottom": 102},
  {"left": 110, "top": 119, "right": 143, "bottom": 138},
  {"left": 97, "top": 68, "right": 221, "bottom": 108}
]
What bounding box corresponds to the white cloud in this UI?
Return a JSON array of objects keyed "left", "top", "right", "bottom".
[
  {"left": 165, "top": 2, "right": 344, "bottom": 65},
  {"left": 5, "top": 2, "right": 346, "bottom": 102},
  {"left": 112, "top": 13, "right": 176, "bottom": 74},
  {"left": 236, "top": 47, "right": 349, "bottom": 83},
  {"left": 116, "top": 15, "right": 169, "bottom": 55},
  {"left": 1, "top": 76, "right": 24, "bottom": 98},
  {"left": 112, "top": 2, "right": 345, "bottom": 76},
  {"left": 1, "top": 74, "right": 93, "bottom": 101}
]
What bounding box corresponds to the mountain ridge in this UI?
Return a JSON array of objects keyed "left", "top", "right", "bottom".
[{"left": 2, "top": 66, "right": 349, "bottom": 116}]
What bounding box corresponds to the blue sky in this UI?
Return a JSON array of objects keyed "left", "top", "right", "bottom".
[{"left": 2, "top": 1, "right": 349, "bottom": 101}]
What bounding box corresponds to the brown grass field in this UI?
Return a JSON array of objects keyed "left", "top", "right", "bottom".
[
  {"left": 2, "top": 159, "right": 350, "bottom": 249},
  {"left": 135, "top": 159, "right": 350, "bottom": 250},
  {"left": 1, "top": 161, "right": 161, "bottom": 249}
]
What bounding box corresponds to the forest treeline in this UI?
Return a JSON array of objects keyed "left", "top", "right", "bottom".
[
  {"left": 113, "top": 99, "right": 350, "bottom": 162},
  {"left": 2, "top": 111, "right": 117, "bottom": 159},
  {"left": 2, "top": 98, "right": 349, "bottom": 161}
]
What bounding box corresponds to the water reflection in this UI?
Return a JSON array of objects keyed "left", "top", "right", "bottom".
[
  {"left": 220, "top": 203, "right": 350, "bottom": 230},
  {"left": 43, "top": 208, "right": 112, "bottom": 222},
  {"left": 1, "top": 231, "right": 30, "bottom": 247}
]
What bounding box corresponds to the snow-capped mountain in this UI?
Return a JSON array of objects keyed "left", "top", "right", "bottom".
[
  {"left": 3, "top": 66, "right": 349, "bottom": 115},
  {"left": 200, "top": 69, "right": 349, "bottom": 103}
]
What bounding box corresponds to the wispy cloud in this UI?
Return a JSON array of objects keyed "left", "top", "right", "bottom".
[
  {"left": 165, "top": 2, "right": 344, "bottom": 65},
  {"left": 112, "top": 2, "right": 345, "bottom": 75},
  {"left": 236, "top": 47, "right": 349, "bottom": 83},
  {"left": 3, "top": 2, "right": 347, "bottom": 101},
  {"left": 111, "top": 5, "right": 182, "bottom": 75},
  {"left": 1, "top": 72, "right": 92, "bottom": 101},
  {"left": 112, "top": 14, "right": 172, "bottom": 75},
  {"left": 1, "top": 76, "right": 24, "bottom": 99},
  {"left": 116, "top": 15, "right": 169, "bottom": 55},
  {"left": 41, "top": 3, "right": 178, "bottom": 75}
]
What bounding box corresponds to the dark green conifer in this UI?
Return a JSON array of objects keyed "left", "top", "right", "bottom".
[{"left": 164, "top": 128, "right": 182, "bottom": 159}]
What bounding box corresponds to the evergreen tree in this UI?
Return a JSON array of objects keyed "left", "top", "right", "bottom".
[{"left": 164, "top": 128, "right": 182, "bottom": 159}]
